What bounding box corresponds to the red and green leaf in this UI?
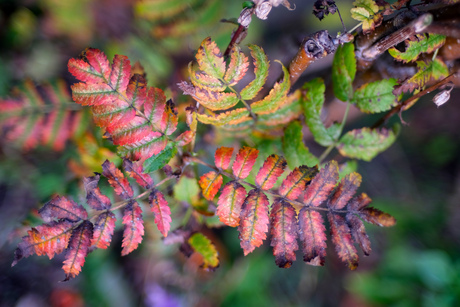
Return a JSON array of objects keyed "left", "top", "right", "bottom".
[
  {"left": 91, "top": 211, "right": 116, "bottom": 249},
  {"left": 303, "top": 161, "right": 339, "bottom": 207},
  {"left": 279, "top": 166, "right": 318, "bottom": 200},
  {"left": 102, "top": 160, "right": 134, "bottom": 199},
  {"left": 216, "top": 181, "right": 247, "bottom": 227},
  {"left": 270, "top": 200, "right": 299, "bottom": 268},
  {"left": 240, "top": 45, "right": 269, "bottom": 100},
  {"left": 214, "top": 146, "right": 233, "bottom": 170},
  {"left": 68, "top": 48, "right": 111, "bottom": 84},
  {"left": 39, "top": 195, "right": 88, "bottom": 223},
  {"left": 224, "top": 46, "right": 249, "bottom": 86},
  {"left": 389, "top": 34, "right": 446, "bottom": 63},
  {"left": 328, "top": 212, "right": 359, "bottom": 270},
  {"left": 83, "top": 174, "right": 112, "bottom": 210},
  {"left": 196, "top": 37, "right": 226, "bottom": 79},
  {"left": 199, "top": 171, "right": 223, "bottom": 201},
  {"left": 187, "top": 232, "right": 220, "bottom": 270},
  {"left": 232, "top": 146, "right": 259, "bottom": 179},
  {"left": 255, "top": 154, "right": 287, "bottom": 190},
  {"left": 62, "top": 220, "right": 93, "bottom": 280},
  {"left": 149, "top": 189, "right": 171, "bottom": 237},
  {"left": 121, "top": 200, "right": 144, "bottom": 256},
  {"left": 238, "top": 189, "right": 270, "bottom": 255},
  {"left": 298, "top": 208, "right": 327, "bottom": 266},
  {"left": 123, "top": 158, "right": 154, "bottom": 189},
  {"left": 109, "top": 55, "right": 131, "bottom": 92}
]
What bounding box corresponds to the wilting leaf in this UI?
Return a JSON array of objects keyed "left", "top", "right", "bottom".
[
  {"left": 350, "top": 0, "right": 382, "bottom": 34},
  {"left": 328, "top": 172, "right": 362, "bottom": 210},
  {"left": 332, "top": 42, "right": 356, "bottom": 102},
  {"left": 159, "top": 100, "right": 178, "bottom": 136},
  {"left": 313, "top": 0, "right": 337, "bottom": 20},
  {"left": 143, "top": 143, "right": 177, "bottom": 173},
  {"left": 62, "top": 220, "right": 93, "bottom": 281},
  {"left": 149, "top": 189, "right": 171, "bottom": 237},
  {"left": 240, "top": 45, "right": 269, "bottom": 100},
  {"left": 39, "top": 195, "right": 88, "bottom": 223},
  {"left": 255, "top": 154, "right": 287, "bottom": 190},
  {"left": 304, "top": 161, "right": 339, "bottom": 206},
  {"left": 232, "top": 146, "right": 259, "bottom": 179},
  {"left": 282, "top": 121, "right": 319, "bottom": 168},
  {"left": 199, "top": 171, "right": 223, "bottom": 201},
  {"left": 353, "top": 79, "right": 399, "bottom": 113},
  {"left": 239, "top": 189, "right": 270, "bottom": 255},
  {"left": 347, "top": 213, "right": 371, "bottom": 256},
  {"left": 12, "top": 220, "right": 74, "bottom": 265},
  {"left": 91, "top": 211, "right": 116, "bottom": 249},
  {"left": 298, "top": 208, "right": 327, "bottom": 266},
  {"left": 279, "top": 166, "right": 318, "bottom": 200},
  {"left": 301, "top": 78, "right": 337, "bottom": 146},
  {"left": 270, "top": 200, "right": 299, "bottom": 268},
  {"left": 187, "top": 233, "right": 219, "bottom": 270},
  {"left": 328, "top": 212, "right": 359, "bottom": 270},
  {"left": 216, "top": 181, "right": 247, "bottom": 227},
  {"left": 389, "top": 34, "right": 446, "bottom": 63},
  {"left": 121, "top": 200, "right": 144, "bottom": 256},
  {"left": 102, "top": 160, "right": 134, "bottom": 199},
  {"left": 251, "top": 62, "right": 290, "bottom": 115},
  {"left": 225, "top": 46, "right": 249, "bottom": 86},
  {"left": 359, "top": 207, "right": 396, "bottom": 227},
  {"left": 214, "top": 147, "right": 234, "bottom": 170},
  {"left": 83, "top": 174, "right": 112, "bottom": 211},
  {"left": 337, "top": 127, "right": 397, "bottom": 161},
  {"left": 196, "top": 37, "right": 226, "bottom": 79},
  {"left": 123, "top": 158, "right": 154, "bottom": 189}
]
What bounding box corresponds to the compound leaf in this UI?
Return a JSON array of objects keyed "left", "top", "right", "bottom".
[{"left": 68, "top": 48, "right": 111, "bottom": 84}]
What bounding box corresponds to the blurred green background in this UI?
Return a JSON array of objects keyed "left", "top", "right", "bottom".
[{"left": 1, "top": 0, "right": 460, "bottom": 306}]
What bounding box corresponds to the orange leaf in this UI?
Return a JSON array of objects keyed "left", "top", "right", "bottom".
[
  {"left": 238, "top": 189, "right": 269, "bottom": 255},
  {"left": 214, "top": 147, "right": 233, "bottom": 170},
  {"left": 199, "top": 171, "right": 223, "bottom": 201},
  {"left": 255, "top": 154, "right": 287, "bottom": 190},
  {"left": 102, "top": 160, "right": 134, "bottom": 199},
  {"left": 303, "top": 161, "right": 339, "bottom": 207},
  {"left": 121, "top": 200, "right": 144, "bottom": 256},
  {"left": 279, "top": 166, "right": 318, "bottom": 200},
  {"left": 39, "top": 195, "right": 87, "bottom": 223},
  {"left": 270, "top": 200, "right": 299, "bottom": 268},
  {"left": 91, "top": 211, "right": 116, "bottom": 250},
  {"left": 298, "top": 208, "right": 327, "bottom": 266},
  {"left": 216, "top": 181, "right": 246, "bottom": 227},
  {"left": 232, "top": 146, "right": 259, "bottom": 179},
  {"left": 149, "top": 189, "right": 171, "bottom": 237},
  {"left": 62, "top": 220, "right": 93, "bottom": 281},
  {"left": 328, "top": 212, "right": 359, "bottom": 270}
]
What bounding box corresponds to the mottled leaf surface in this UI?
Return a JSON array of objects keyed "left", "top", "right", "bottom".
[
  {"left": 353, "top": 79, "right": 399, "bottom": 113},
  {"left": 255, "top": 154, "right": 287, "bottom": 190},
  {"left": 232, "top": 146, "right": 259, "bottom": 179},
  {"left": 91, "top": 211, "right": 116, "bottom": 249},
  {"left": 328, "top": 212, "right": 359, "bottom": 270},
  {"left": 102, "top": 160, "right": 134, "bottom": 199},
  {"left": 216, "top": 181, "right": 247, "bottom": 227},
  {"left": 39, "top": 195, "right": 87, "bottom": 223},
  {"left": 199, "top": 171, "right": 223, "bottom": 201},
  {"left": 279, "top": 166, "right": 318, "bottom": 200},
  {"left": 149, "top": 189, "right": 171, "bottom": 237},
  {"left": 121, "top": 201, "right": 144, "bottom": 256},
  {"left": 63, "top": 220, "right": 93, "bottom": 280},
  {"left": 304, "top": 161, "right": 339, "bottom": 207},
  {"left": 298, "top": 208, "right": 327, "bottom": 266}
]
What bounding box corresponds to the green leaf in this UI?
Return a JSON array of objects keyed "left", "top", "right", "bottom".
[
  {"left": 282, "top": 121, "right": 318, "bottom": 168},
  {"left": 196, "top": 37, "right": 226, "bottom": 80},
  {"left": 173, "top": 176, "right": 200, "bottom": 204},
  {"left": 389, "top": 34, "right": 446, "bottom": 63},
  {"left": 353, "top": 78, "right": 398, "bottom": 113},
  {"left": 143, "top": 143, "right": 177, "bottom": 173},
  {"left": 240, "top": 45, "right": 269, "bottom": 101},
  {"left": 251, "top": 61, "right": 290, "bottom": 114},
  {"left": 350, "top": 0, "right": 381, "bottom": 33},
  {"left": 337, "top": 127, "right": 397, "bottom": 161},
  {"left": 188, "top": 232, "right": 219, "bottom": 270},
  {"left": 301, "top": 78, "right": 337, "bottom": 146},
  {"left": 332, "top": 42, "right": 356, "bottom": 102}
]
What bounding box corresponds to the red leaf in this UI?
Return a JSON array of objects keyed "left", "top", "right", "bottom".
[
  {"left": 109, "top": 55, "right": 131, "bottom": 92},
  {"left": 62, "top": 220, "right": 93, "bottom": 281},
  {"left": 123, "top": 158, "right": 154, "bottom": 189},
  {"left": 279, "top": 166, "right": 318, "bottom": 200},
  {"left": 91, "top": 211, "right": 116, "bottom": 250},
  {"left": 346, "top": 213, "right": 371, "bottom": 256},
  {"left": 39, "top": 195, "right": 88, "bottom": 222},
  {"left": 121, "top": 200, "right": 144, "bottom": 256},
  {"left": 255, "top": 154, "right": 287, "bottom": 190},
  {"left": 216, "top": 181, "right": 246, "bottom": 227},
  {"left": 329, "top": 172, "right": 362, "bottom": 210},
  {"left": 118, "top": 132, "right": 167, "bottom": 162},
  {"left": 126, "top": 74, "right": 147, "bottom": 109},
  {"left": 68, "top": 48, "right": 111, "bottom": 84},
  {"left": 12, "top": 220, "right": 74, "bottom": 266},
  {"left": 232, "top": 146, "right": 259, "bottom": 179},
  {"left": 347, "top": 193, "right": 372, "bottom": 211},
  {"left": 359, "top": 207, "right": 396, "bottom": 227},
  {"left": 214, "top": 147, "right": 233, "bottom": 170},
  {"left": 106, "top": 116, "right": 153, "bottom": 146},
  {"left": 270, "top": 200, "right": 299, "bottom": 268},
  {"left": 83, "top": 174, "right": 112, "bottom": 210},
  {"left": 303, "top": 161, "right": 339, "bottom": 207},
  {"left": 175, "top": 130, "right": 194, "bottom": 147},
  {"left": 144, "top": 87, "right": 166, "bottom": 125},
  {"left": 102, "top": 160, "right": 134, "bottom": 199},
  {"left": 298, "top": 208, "right": 327, "bottom": 266},
  {"left": 91, "top": 99, "right": 135, "bottom": 129},
  {"left": 149, "top": 189, "right": 171, "bottom": 237},
  {"left": 71, "top": 82, "right": 116, "bottom": 106},
  {"left": 328, "top": 212, "right": 359, "bottom": 270},
  {"left": 199, "top": 171, "right": 223, "bottom": 201},
  {"left": 238, "top": 189, "right": 269, "bottom": 255},
  {"left": 159, "top": 100, "right": 178, "bottom": 136}
]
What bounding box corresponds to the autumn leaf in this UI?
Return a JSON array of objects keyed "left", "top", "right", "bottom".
[
  {"left": 91, "top": 211, "right": 116, "bottom": 250},
  {"left": 347, "top": 213, "right": 371, "bottom": 256},
  {"left": 187, "top": 233, "right": 219, "bottom": 270},
  {"left": 199, "top": 171, "right": 223, "bottom": 201},
  {"left": 102, "top": 160, "right": 134, "bottom": 199},
  {"left": 350, "top": 0, "right": 382, "bottom": 34},
  {"left": 123, "top": 158, "right": 154, "bottom": 189},
  {"left": 196, "top": 37, "right": 226, "bottom": 79},
  {"left": 328, "top": 212, "right": 359, "bottom": 270},
  {"left": 83, "top": 174, "right": 112, "bottom": 211},
  {"left": 216, "top": 181, "right": 247, "bottom": 227},
  {"left": 389, "top": 34, "right": 446, "bottom": 63},
  {"left": 270, "top": 200, "right": 299, "bottom": 268},
  {"left": 240, "top": 45, "right": 269, "bottom": 100},
  {"left": 121, "top": 200, "right": 144, "bottom": 256},
  {"left": 224, "top": 46, "right": 249, "bottom": 86},
  {"left": 149, "top": 189, "right": 172, "bottom": 237},
  {"left": 279, "top": 166, "right": 318, "bottom": 200},
  {"left": 328, "top": 172, "right": 362, "bottom": 210},
  {"left": 298, "top": 208, "right": 327, "bottom": 266},
  {"left": 303, "top": 161, "right": 339, "bottom": 207},
  {"left": 232, "top": 146, "right": 259, "bottom": 179},
  {"left": 214, "top": 147, "right": 233, "bottom": 170},
  {"left": 255, "top": 154, "right": 287, "bottom": 190},
  {"left": 39, "top": 195, "right": 88, "bottom": 223}
]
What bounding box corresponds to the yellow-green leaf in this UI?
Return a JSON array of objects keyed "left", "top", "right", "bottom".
[
  {"left": 240, "top": 45, "right": 269, "bottom": 100},
  {"left": 388, "top": 34, "right": 446, "bottom": 63},
  {"left": 187, "top": 233, "right": 219, "bottom": 270},
  {"left": 353, "top": 78, "right": 399, "bottom": 113}
]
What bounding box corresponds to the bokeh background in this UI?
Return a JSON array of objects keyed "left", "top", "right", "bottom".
[{"left": 1, "top": 0, "right": 460, "bottom": 306}]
